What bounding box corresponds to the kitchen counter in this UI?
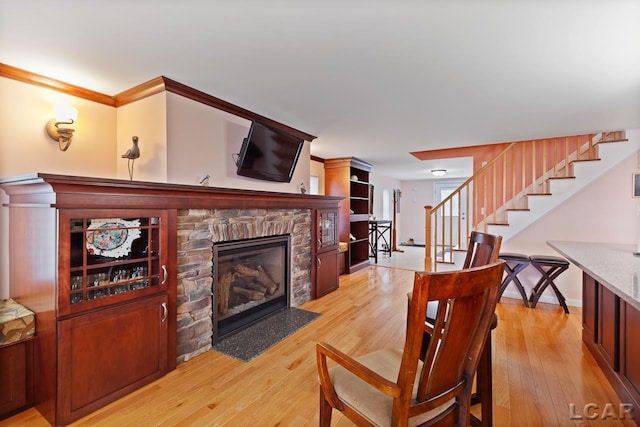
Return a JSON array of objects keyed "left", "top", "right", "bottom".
[
  {"left": 548, "top": 240, "right": 640, "bottom": 418},
  {"left": 547, "top": 240, "right": 640, "bottom": 311}
]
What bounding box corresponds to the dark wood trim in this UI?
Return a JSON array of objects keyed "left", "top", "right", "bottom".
[
  {"left": 324, "top": 157, "right": 372, "bottom": 172},
  {"left": 311, "top": 155, "right": 325, "bottom": 163},
  {"left": 161, "top": 77, "right": 316, "bottom": 141},
  {"left": 0, "top": 63, "right": 115, "bottom": 106},
  {"left": 113, "top": 77, "right": 166, "bottom": 107},
  {"left": 0, "top": 173, "right": 343, "bottom": 211},
  {"left": 0, "top": 63, "right": 316, "bottom": 142}
]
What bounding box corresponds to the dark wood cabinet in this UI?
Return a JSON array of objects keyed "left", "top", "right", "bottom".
[
  {"left": 0, "top": 339, "right": 34, "bottom": 420},
  {"left": 58, "top": 294, "right": 168, "bottom": 422},
  {"left": 581, "top": 272, "right": 639, "bottom": 416},
  {"left": 315, "top": 251, "right": 339, "bottom": 298},
  {"left": 621, "top": 302, "right": 640, "bottom": 404},
  {"left": 582, "top": 272, "right": 597, "bottom": 343},
  {"left": 324, "top": 157, "right": 372, "bottom": 273},
  {"left": 0, "top": 178, "right": 177, "bottom": 427},
  {"left": 313, "top": 209, "right": 339, "bottom": 298},
  {"left": 597, "top": 284, "right": 619, "bottom": 371},
  {"left": 54, "top": 210, "right": 173, "bottom": 425}
]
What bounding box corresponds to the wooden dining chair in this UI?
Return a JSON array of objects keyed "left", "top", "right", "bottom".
[
  {"left": 316, "top": 260, "right": 505, "bottom": 426},
  {"left": 419, "top": 230, "right": 502, "bottom": 426},
  {"left": 463, "top": 231, "right": 503, "bottom": 269}
]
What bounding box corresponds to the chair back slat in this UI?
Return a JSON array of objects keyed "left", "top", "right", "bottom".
[
  {"left": 405, "top": 261, "right": 505, "bottom": 412},
  {"left": 463, "top": 231, "right": 502, "bottom": 268}
]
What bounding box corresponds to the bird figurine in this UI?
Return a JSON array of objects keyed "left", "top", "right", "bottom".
[
  {"left": 122, "top": 136, "right": 140, "bottom": 180},
  {"left": 299, "top": 182, "right": 307, "bottom": 194},
  {"left": 199, "top": 174, "right": 211, "bottom": 187},
  {"left": 121, "top": 136, "right": 140, "bottom": 159}
]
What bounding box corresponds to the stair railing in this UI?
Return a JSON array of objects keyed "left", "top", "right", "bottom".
[{"left": 423, "top": 131, "right": 624, "bottom": 271}]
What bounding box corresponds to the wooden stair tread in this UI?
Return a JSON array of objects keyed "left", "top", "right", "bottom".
[
  {"left": 571, "top": 158, "right": 601, "bottom": 163},
  {"left": 505, "top": 208, "right": 530, "bottom": 212},
  {"left": 526, "top": 192, "right": 552, "bottom": 196},
  {"left": 547, "top": 176, "right": 575, "bottom": 180},
  {"left": 596, "top": 138, "right": 628, "bottom": 144}
]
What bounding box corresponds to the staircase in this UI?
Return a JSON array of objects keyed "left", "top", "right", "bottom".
[{"left": 424, "top": 129, "right": 639, "bottom": 270}]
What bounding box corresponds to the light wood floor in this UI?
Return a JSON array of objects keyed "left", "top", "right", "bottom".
[{"left": 3, "top": 264, "right": 636, "bottom": 426}]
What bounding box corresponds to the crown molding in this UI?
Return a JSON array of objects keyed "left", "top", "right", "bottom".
[
  {"left": 113, "top": 76, "right": 166, "bottom": 107},
  {"left": 0, "top": 63, "right": 316, "bottom": 141},
  {"left": 0, "top": 63, "right": 115, "bottom": 106},
  {"left": 161, "top": 77, "right": 316, "bottom": 141}
]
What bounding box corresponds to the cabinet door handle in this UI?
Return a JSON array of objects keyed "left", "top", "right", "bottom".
[
  {"left": 317, "top": 239, "right": 322, "bottom": 248},
  {"left": 161, "top": 265, "right": 168, "bottom": 285},
  {"left": 317, "top": 258, "right": 322, "bottom": 269},
  {"left": 161, "top": 302, "right": 168, "bottom": 322}
]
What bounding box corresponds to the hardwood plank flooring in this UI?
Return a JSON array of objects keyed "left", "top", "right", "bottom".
[{"left": 2, "top": 265, "right": 636, "bottom": 426}]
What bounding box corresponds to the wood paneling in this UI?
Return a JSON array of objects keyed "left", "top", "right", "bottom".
[
  {"left": 582, "top": 272, "right": 598, "bottom": 343},
  {"left": 598, "top": 284, "right": 620, "bottom": 370}
]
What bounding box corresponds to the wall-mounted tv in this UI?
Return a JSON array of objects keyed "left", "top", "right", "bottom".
[{"left": 236, "top": 121, "right": 304, "bottom": 183}]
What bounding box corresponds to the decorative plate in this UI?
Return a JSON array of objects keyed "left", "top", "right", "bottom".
[{"left": 86, "top": 218, "right": 141, "bottom": 258}]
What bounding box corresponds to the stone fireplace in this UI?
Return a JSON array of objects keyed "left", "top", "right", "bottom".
[
  {"left": 213, "top": 234, "right": 290, "bottom": 342},
  {"left": 176, "top": 208, "right": 312, "bottom": 363}
]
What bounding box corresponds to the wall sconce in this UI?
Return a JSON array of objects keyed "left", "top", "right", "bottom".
[
  {"left": 431, "top": 169, "right": 447, "bottom": 177},
  {"left": 46, "top": 105, "right": 78, "bottom": 151}
]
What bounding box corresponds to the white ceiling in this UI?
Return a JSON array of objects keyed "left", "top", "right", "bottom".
[{"left": 1, "top": 1, "right": 639, "bottom": 180}]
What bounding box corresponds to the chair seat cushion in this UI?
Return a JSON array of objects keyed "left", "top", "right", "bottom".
[
  {"left": 498, "top": 252, "right": 529, "bottom": 263},
  {"left": 529, "top": 255, "right": 569, "bottom": 266},
  {"left": 328, "top": 348, "right": 454, "bottom": 426}
]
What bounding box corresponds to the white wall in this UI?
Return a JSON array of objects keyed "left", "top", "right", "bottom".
[
  {"left": 397, "top": 179, "right": 435, "bottom": 245},
  {"left": 369, "top": 172, "right": 401, "bottom": 246},
  {"left": 0, "top": 76, "right": 117, "bottom": 299},
  {"left": 0, "top": 77, "right": 117, "bottom": 178},
  {"left": 310, "top": 159, "right": 325, "bottom": 195},
  {"left": 502, "top": 144, "right": 640, "bottom": 307},
  {"left": 117, "top": 92, "right": 168, "bottom": 182},
  {"left": 165, "top": 92, "right": 310, "bottom": 193}
]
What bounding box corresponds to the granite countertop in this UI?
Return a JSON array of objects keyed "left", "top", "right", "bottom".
[
  {"left": 547, "top": 240, "right": 640, "bottom": 311},
  {"left": 0, "top": 298, "right": 35, "bottom": 346}
]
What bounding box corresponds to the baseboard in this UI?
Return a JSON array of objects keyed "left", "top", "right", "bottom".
[{"left": 500, "top": 290, "right": 581, "bottom": 309}]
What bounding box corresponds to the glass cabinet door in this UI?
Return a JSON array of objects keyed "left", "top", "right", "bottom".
[
  {"left": 318, "top": 209, "right": 338, "bottom": 251},
  {"left": 60, "top": 210, "right": 167, "bottom": 315}
]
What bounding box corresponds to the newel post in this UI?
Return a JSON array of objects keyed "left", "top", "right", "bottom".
[{"left": 424, "top": 205, "right": 433, "bottom": 271}]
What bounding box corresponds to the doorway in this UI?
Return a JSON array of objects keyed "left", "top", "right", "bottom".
[{"left": 433, "top": 180, "right": 469, "bottom": 258}]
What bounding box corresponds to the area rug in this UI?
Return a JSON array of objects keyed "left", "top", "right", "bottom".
[{"left": 212, "top": 307, "right": 321, "bottom": 362}]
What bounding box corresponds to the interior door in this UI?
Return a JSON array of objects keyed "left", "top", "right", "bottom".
[{"left": 434, "top": 180, "right": 468, "bottom": 260}]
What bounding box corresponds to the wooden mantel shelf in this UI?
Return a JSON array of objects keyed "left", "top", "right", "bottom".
[{"left": 0, "top": 173, "right": 342, "bottom": 210}]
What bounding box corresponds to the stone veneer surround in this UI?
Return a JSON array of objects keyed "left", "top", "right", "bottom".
[{"left": 176, "top": 208, "right": 312, "bottom": 363}]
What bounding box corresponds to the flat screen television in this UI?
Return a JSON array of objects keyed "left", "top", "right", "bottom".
[{"left": 236, "top": 121, "right": 304, "bottom": 183}]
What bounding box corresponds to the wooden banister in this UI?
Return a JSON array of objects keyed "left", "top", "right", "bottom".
[{"left": 424, "top": 131, "right": 625, "bottom": 270}]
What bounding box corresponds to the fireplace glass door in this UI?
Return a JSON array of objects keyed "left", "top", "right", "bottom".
[{"left": 213, "top": 235, "right": 290, "bottom": 341}]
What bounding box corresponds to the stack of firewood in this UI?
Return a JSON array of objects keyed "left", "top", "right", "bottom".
[{"left": 217, "top": 264, "right": 280, "bottom": 315}]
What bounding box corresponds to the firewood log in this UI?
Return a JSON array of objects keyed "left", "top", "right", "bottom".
[
  {"left": 234, "top": 264, "right": 279, "bottom": 295},
  {"left": 232, "top": 286, "right": 266, "bottom": 300},
  {"left": 218, "top": 271, "right": 233, "bottom": 315},
  {"left": 246, "top": 281, "right": 269, "bottom": 293},
  {"left": 256, "top": 265, "right": 279, "bottom": 295}
]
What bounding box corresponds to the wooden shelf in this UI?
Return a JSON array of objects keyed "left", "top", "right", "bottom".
[{"left": 324, "top": 157, "right": 372, "bottom": 274}]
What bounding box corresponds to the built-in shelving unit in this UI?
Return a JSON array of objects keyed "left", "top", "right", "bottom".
[{"left": 324, "top": 157, "right": 372, "bottom": 273}]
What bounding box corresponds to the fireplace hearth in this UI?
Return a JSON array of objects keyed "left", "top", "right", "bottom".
[{"left": 212, "top": 234, "right": 290, "bottom": 342}]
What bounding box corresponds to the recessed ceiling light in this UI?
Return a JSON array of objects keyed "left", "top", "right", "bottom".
[{"left": 430, "top": 169, "right": 446, "bottom": 177}]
